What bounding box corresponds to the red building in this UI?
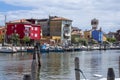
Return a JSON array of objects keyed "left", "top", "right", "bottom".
[
  {"left": 6, "top": 22, "right": 41, "bottom": 41},
  {"left": 30, "top": 25, "right": 41, "bottom": 40}
]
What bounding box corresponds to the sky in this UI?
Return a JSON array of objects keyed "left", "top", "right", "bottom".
[{"left": 0, "top": 0, "right": 120, "bottom": 33}]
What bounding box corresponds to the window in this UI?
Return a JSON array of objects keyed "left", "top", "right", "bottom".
[
  {"left": 64, "top": 24, "right": 70, "bottom": 27},
  {"left": 14, "top": 30, "right": 17, "bottom": 33},
  {"left": 35, "top": 34, "right": 38, "bottom": 37},
  {"left": 31, "top": 33, "right": 33, "bottom": 36},
  {"left": 35, "top": 27, "right": 38, "bottom": 31}
]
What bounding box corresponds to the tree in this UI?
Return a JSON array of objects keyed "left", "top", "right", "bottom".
[
  {"left": 71, "top": 35, "right": 88, "bottom": 46},
  {"left": 22, "top": 36, "right": 30, "bottom": 46},
  {"left": 91, "top": 39, "right": 98, "bottom": 44},
  {"left": 107, "top": 38, "right": 116, "bottom": 43},
  {"left": 0, "top": 34, "right": 3, "bottom": 43},
  {"left": 71, "top": 35, "right": 80, "bottom": 44},
  {"left": 11, "top": 33, "right": 20, "bottom": 46},
  {"left": 79, "top": 38, "right": 88, "bottom": 46}
]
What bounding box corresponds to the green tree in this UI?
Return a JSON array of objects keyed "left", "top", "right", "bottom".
[
  {"left": 107, "top": 38, "right": 116, "bottom": 43},
  {"left": 0, "top": 34, "right": 4, "bottom": 43},
  {"left": 71, "top": 35, "right": 80, "bottom": 44},
  {"left": 91, "top": 39, "right": 98, "bottom": 44},
  {"left": 71, "top": 35, "right": 88, "bottom": 46},
  {"left": 11, "top": 33, "right": 20, "bottom": 46},
  {"left": 79, "top": 38, "right": 88, "bottom": 46},
  {"left": 22, "top": 36, "right": 30, "bottom": 46}
]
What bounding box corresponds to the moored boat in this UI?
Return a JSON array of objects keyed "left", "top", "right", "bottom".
[{"left": 0, "top": 47, "right": 17, "bottom": 53}]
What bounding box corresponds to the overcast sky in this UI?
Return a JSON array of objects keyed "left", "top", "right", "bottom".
[{"left": 0, "top": 0, "right": 120, "bottom": 33}]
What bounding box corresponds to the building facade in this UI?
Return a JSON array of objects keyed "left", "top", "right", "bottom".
[
  {"left": 26, "top": 19, "right": 50, "bottom": 37},
  {"left": 84, "top": 30, "right": 92, "bottom": 40},
  {"left": 92, "top": 30, "right": 103, "bottom": 43},
  {"left": 103, "top": 34, "right": 107, "bottom": 42},
  {"left": 50, "top": 16, "right": 72, "bottom": 45},
  {"left": 6, "top": 16, "right": 72, "bottom": 45},
  {"left": 6, "top": 22, "right": 41, "bottom": 41},
  {"left": 115, "top": 30, "right": 120, "bottom": 41},
  {"left": 0, "top": 27, "right": 5, "bottom": 43},
  {"left": 106, "top": 32, "right": 115, "bottom": 39},
  {"left": 71, "top": 27, "right": 83, "bottom": 38},
  {"left": 91, "top": 18, "right": 99, "bottom": 30}
]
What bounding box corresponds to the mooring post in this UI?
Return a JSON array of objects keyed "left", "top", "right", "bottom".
[
  {"left": 75, "top": 57, "right": 80, "bottom": 80},
  {"left": 23, "top": 74, "right": 31, "bottom": 80},
  {"left": 119, "top": 56, "right": 120, "bottom": 78},
  {"left": 36, "top": 43, "right": 41, "bottom": 68},
  {"left": 36, "top": 65, "right": 41, "bottom": 80},
  {"left": 107, "top": 68, "right": 115, "bottom": 80},
  {"left": 31, "top": 46, "right": 37, "bottom": 80},
  {"left": 37, "top": 52, "right": 41, "bottom": 67}
]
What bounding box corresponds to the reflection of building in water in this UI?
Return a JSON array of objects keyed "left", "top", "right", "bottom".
[
  {"left": 61, "top": 53, "right": 70, "bottom": 72},
  {"left": 4, "top": 53, "right": 32, "bottom": 78},
  {"left": 5, "top": 61, "right": 31, "bottom": 75},
  {"left": 41, "top": 53, "right": 70, "bottom": 76},
  {"left": 90, "top": 52, "right": 102, "bottom": 79},
  {"left": 41, "top": 53, "right": 61, "bottom": 75}
]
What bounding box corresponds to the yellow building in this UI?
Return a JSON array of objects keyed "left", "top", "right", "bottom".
[
  {"left": 0, "top": 27, "right": 5, "bottom": 43},
  {"left": 103, "top": 35, "right": 107, "bottom": 41},
  {"left": 71, "top": 27, "right": 83, "bottom": 38},
  {"left": 84, "top": 30, "right": 92, "bottom": 40}
]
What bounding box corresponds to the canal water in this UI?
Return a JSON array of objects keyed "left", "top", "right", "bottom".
[{"left": 0, "top": 50, "right": 120, "bottom": 80}]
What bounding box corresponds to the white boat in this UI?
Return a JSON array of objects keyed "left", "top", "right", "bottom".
[
  {"left": 0, "top": 47, "right": 17, "bottom": 53},
  {"left": 15, "top": 46, "right": 27, "bottom": 52}
]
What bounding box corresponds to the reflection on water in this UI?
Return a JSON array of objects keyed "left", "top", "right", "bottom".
[{"left": 0, "top": 50, "right": 120, "bottom": 80}]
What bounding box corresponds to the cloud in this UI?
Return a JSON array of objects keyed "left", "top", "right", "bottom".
[{"left": 0, "top": 0, "right": 120, "bottom": 33}]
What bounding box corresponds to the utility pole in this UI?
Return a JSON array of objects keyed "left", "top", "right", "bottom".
[
  {"left": 4, "top": 15, "right": 6, "bottom": 43},
  {"left": 2, "top": 15, "right": 7, "bottom": 46}
]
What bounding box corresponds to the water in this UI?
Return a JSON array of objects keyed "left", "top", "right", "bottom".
[{"left": 0, "top": 50, "right": 120, "bottom": 80}]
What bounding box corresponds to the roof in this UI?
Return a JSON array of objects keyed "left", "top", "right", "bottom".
[
  {"left": 8, "top": 19, "right": 31, "bottom": 24},
  {"left": 50, "top": 16, "right": 72, "bottom": 21},
  {"left": 72, "top": 27, "right": 81, "bottom": 31},
  {"left": 0, "top": 27, "right": 5, "bottom": 29},
  {"left": 37, "top": 19, "right": 49, "bottom": 22}
]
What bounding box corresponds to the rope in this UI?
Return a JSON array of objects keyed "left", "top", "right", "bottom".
[{"left": 75, "top": 68, "right": 87, "bottom": 80}]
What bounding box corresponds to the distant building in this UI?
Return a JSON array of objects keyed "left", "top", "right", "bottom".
[
  {"left": 6, "top": 22, "right": 41, "bottom": 42},
  {"left": 0, "top": 27, "right": 5, "bottom": 43},
  {"left": 9, "top": 18, "right": 49, "bottom": 37},
  {"left": 71, "top": 27, "right": 83, "bottom": 38},
  {"left": 50, "top": 16, "right": 72, "bottom": 44},
  {"left": 106, "top": 32, "right": 115, "bottom": 39},
  {"left": 103, "top": 34, "right": 107, "bottom": 42},
  {"left": 91, "top": 18, "right": 99, "bottom": 30},
  {"left": 6, "top": 16, "right": 72, "bottom": 45},
  {"left": 115, "top": 30, "right": 120, "bottom": 41},
  {"left": 91, "top": 18, "right": 103, "bottom": 43},
  {"left": 25, "top": 19, "right": 50, "bottom": 37},
  {"left": 84, "top": 30, "right": 92, "bottom": 41},
  {"left": 92, "top": 29, "right": 103, "bottom": 43}
]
